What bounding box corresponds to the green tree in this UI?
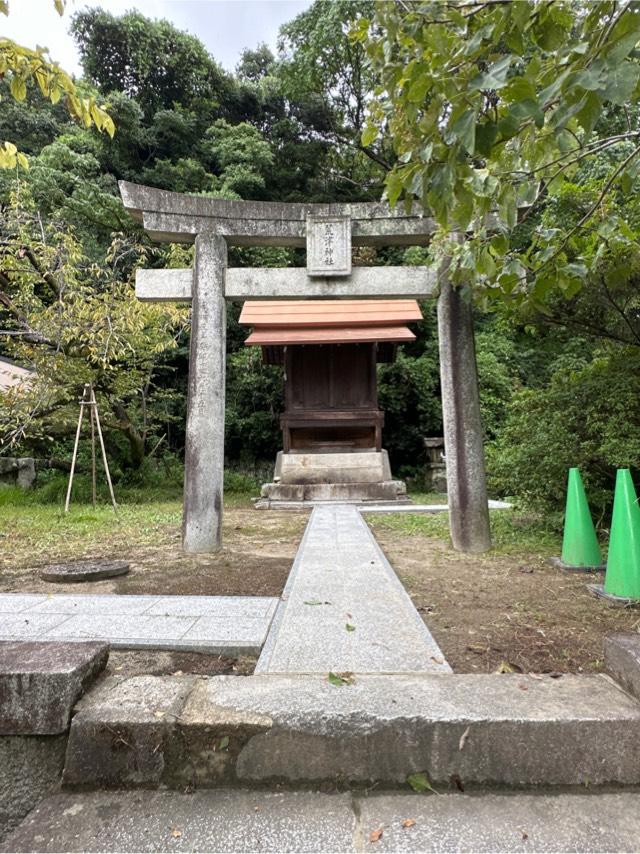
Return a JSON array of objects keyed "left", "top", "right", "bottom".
[
  {"left": 1, "top": 1, "right": 113, "bottom": 167},
  {"left": 0, "top": 191, "right": 187, "bottom": 467},
  {"left": 70, "top": 8, "right": 231, "bottom": 118},
  {"left": 354, "top": 1, "right": 640, "bottom": 306}
]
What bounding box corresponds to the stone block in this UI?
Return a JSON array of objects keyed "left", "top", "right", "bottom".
[
  {"left": 211, "top": 673, "right": 640, "bottom": 787},
  {"left": 0, "top": 458, "right": 35, "bottom": 490},
  {"left": 54, "top": 671, "right": 640, "bottom": 790},
  {"left": 276, "top": 451, "right": 392, "bottom": 485},
  {"left": 0, "top": 735, "right": 67, "bottom": 842},
  {"left": 0, "top": 641, "right": 109, "bottom": 735},
  {"left": 63, "top": 675, "right": 196, "bottom": 788},
  {"left": 165, "top": 679, "right": 272, "bottom": 789},
  {"left": 604, "top": 633, "right": 640, "bottom": 700}
]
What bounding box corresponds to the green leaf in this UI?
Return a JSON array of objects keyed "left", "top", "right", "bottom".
[
  {"left": 575, "top": 91, "right": 602, "bottom": 138},
  {"left": 497, "top": 110, "right": 520, "bottom": 141},
  {"left": 346, "top": 623, "right": 356, "bottom": 632},
  {"left": 328, "top": 671, "right": 354, "bottom": 686},
  {"left": 361, "top": 123, "right": 378, "bottom": 148},
  {"left": 407, "top": 73, "right": 430, "bottom": 104},
  {"left": 475, "top": 122, "right": 498, "bottom": 157},
  {"left": 9, "top": 76, "right": 27, "bottom": 102},
  {"left": 385, "top": 171, "right": 404, "bottom": 207},
  {"left": 218, "top": 736, "right": 230, "bottom": 751},
  {"left": 504, "top": 76, "right": 537, "bottom": 103},
  {"left": 407, "top": 773, "right": 438, "bottom": 794},
  {"left": 450, "top": 109, "right": 476, "bottom": 155},
  {"left": 601, "top": 61, "right": 640, "bottom": 106},
  {"left": 470, "top": 55, "right": 513, "bottom": 90},
  {"left": 605, "top": 7, "right": 640, "bottom": 62},
  {"left": 573, "top": 61, "right": 606, "bottom": 92}
]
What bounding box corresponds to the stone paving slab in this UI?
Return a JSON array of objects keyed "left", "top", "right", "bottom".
[
  {"left": 0, "top": 594, "right": 278, "bottom": 655},
  {"left": 256, "top": 504, "right": 449, "bottom": 674},
  {"left": 356, "top": 791, "right": 640, "bottom": 853},
  {"left": 5, "top": 789, "right": 640, "bottom": 853}
]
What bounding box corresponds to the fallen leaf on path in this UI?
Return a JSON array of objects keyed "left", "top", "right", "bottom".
[
  {"left": 369, "top": 828, "right": 384, "bottom": 843},
  {"left": 171, "top": 828, "right": 182, "bottom": 838},
  {"left": 328, "top": 671, "right": 355, "bottom": 686},
  {"left": 346, "top": 623, "right": 356, "bottom": 632},
  {"left": 402, "top": 819, "right": 416, "bottom": 828},
  {"left": 407, "top": 772, "right": 438, "bottom": 794}
]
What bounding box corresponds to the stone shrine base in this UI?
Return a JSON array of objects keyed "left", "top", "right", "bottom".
[{"left": 256, "top": 450, "right": 411, "bottom": 508}]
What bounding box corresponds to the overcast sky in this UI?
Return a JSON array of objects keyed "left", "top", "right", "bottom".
[{"left": 2, "top": 0, "right": 313, "bottom": 75}]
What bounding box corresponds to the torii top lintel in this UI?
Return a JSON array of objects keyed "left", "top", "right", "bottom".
[{"left": 118, "top": 181, "right": 436, "bottom": 248}]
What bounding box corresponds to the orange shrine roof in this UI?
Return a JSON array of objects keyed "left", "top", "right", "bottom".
[{"left": 239, "top": 299, "right": 422, "bottom": 346}]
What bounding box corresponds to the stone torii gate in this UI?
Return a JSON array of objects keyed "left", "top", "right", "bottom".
[{"left": 119, "top": 182, "right": 491, "bottom": 555}]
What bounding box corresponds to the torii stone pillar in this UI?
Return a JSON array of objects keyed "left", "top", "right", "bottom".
[
  {"left": 183, "top": 234, "right": 227, "bottom": 552},
  {"left": 118, "top": 181, "right": 492, "bottom": 554},
  {"left": 437, "top": 268, "right": 491, "bottom": 553}
]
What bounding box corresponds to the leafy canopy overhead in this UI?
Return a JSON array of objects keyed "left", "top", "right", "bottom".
[
  {"left": 354, "top": 1, "right": 640, "bottom": 308},
  {"left": 0, "top": 0, "right": 114, "bottom": 168},
  {"left": 70, "top": 8, "right": 231, "bottom": 117}
]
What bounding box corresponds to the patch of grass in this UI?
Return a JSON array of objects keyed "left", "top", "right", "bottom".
[
  {"left": 407, "top": 491, "right": 449, "bottom": 505},
  {"left": 371, "top": 508, "right": 561, "bottom": 556},
  {"left": 0, "top": 493, "right": 257, "bottom": 569}
]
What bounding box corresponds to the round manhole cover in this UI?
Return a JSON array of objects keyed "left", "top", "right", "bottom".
[{"left": 40, "top": 560, "right": 130, "bottom": 583}]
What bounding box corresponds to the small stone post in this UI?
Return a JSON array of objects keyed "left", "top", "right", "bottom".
[
  {"left": 437, "top": 258, "right": 491, "bottom": 553},
  {"left": 183, "top": 233, "right": 227, "bottom": 553}
]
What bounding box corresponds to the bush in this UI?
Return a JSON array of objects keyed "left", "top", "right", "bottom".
[{"left": 488, "top": 346, "right": 640, "bottom": 522}]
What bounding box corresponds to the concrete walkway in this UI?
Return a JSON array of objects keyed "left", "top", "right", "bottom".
[
  {"left": 256, "top": 504, "right": 450, "bottom": 674},
  {"left": 0, "top": 594, "right": 278, "bottom": 655},
  {"left": 5, "top": 789, "right": 640, "bottom": 853}
]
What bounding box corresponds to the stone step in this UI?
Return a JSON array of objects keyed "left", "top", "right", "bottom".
[
  {"left": 259, "top": 481, "right": 408, "bottom": 503},
  {"left": 255, "top": 504, "right": 450, "bottom": 674},
  {"left": 5, "top": 788, "right": 640, "bottom": 852},
  {"left": 61, "top": 671, "right": 640, "bottom": 790}
]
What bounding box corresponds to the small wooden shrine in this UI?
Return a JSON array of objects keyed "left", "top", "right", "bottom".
[{"left": 239, "top": 299, "right": 423, "bottom": 504}]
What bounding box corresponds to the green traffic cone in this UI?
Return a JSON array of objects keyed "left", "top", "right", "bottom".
[
  {"left": 603, "top": 469, "right": 640, "bottom": 600},
  {"left": 559, "top": 468, "right": 603, "bottom": 570}
]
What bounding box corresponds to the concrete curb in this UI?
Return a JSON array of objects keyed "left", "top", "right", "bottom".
[{"left": 63, "top": 672, "right": 640, "bottom": 790}]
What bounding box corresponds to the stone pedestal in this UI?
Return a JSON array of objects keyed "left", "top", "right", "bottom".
[
  {"left": 256, "top": 450, "right": 410, "bottom": 507},
  {"left": 0, "top": 458, "right": 36, "bottom": 490},
  {"left": 424, "top": 437, "right": 447, "bottom": 493}
]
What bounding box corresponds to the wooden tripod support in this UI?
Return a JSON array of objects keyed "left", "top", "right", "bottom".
[{"left": 64, "top": 384, "right": 117, "bottom": 513}]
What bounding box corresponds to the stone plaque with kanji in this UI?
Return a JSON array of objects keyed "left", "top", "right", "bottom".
[{"left": 306, "top": 215, "right": 351, "bottom": 277}]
